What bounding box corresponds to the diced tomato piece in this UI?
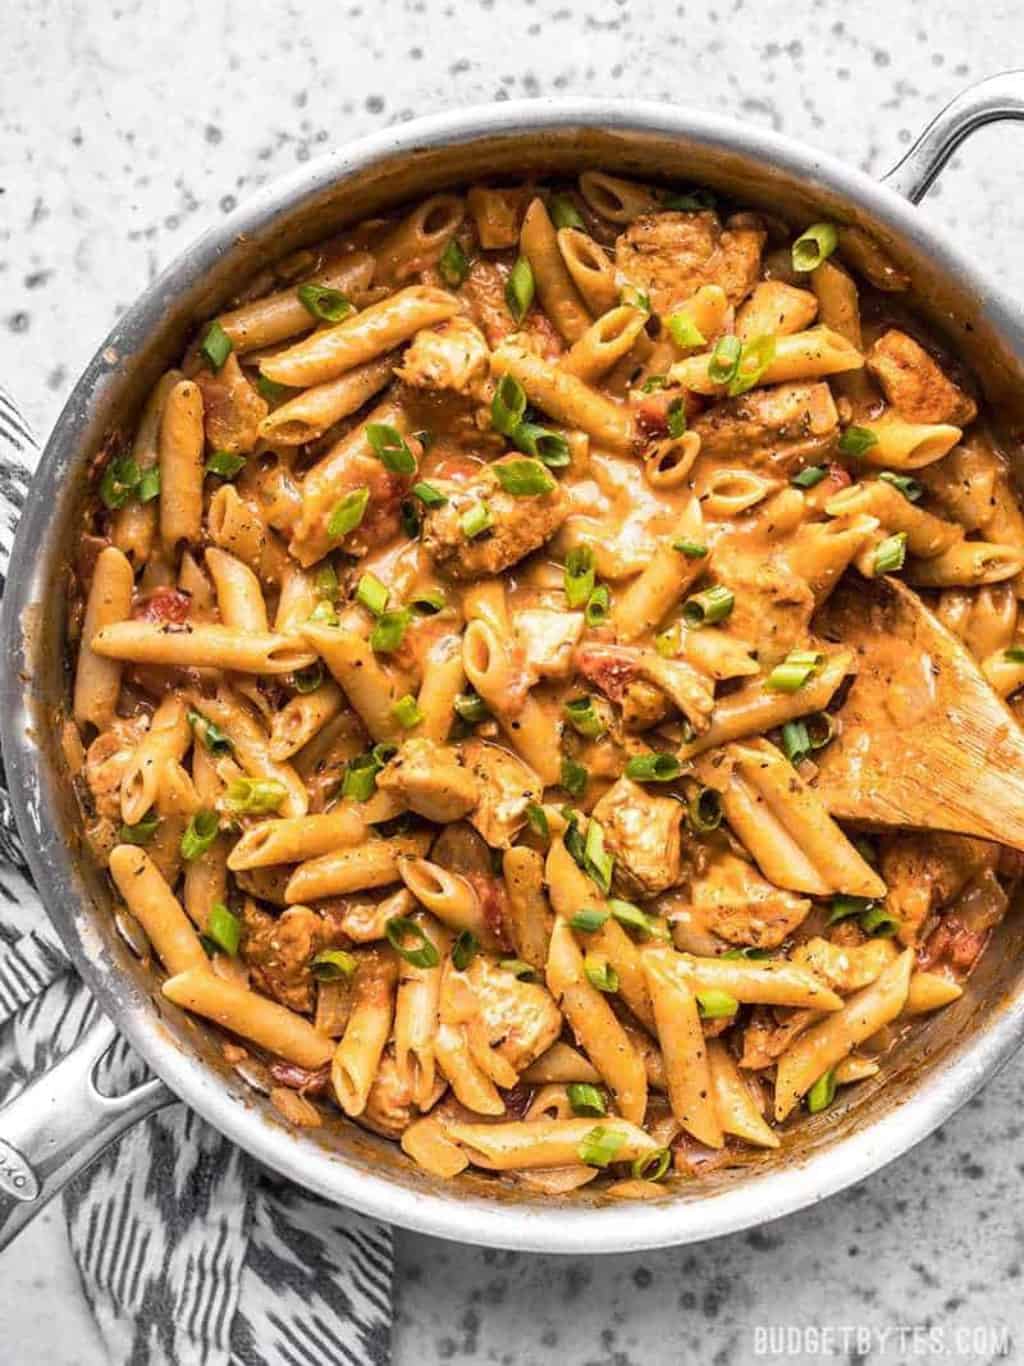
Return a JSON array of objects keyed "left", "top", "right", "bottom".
[
  {"left": 132, "top": 587, "right": 192, "bottom": 624},
  {"left": 575, "top": 642, "right": 640, "bottom": 703},
  {"left": 464, "top": 871, "right": 513, "bottom": 952}
]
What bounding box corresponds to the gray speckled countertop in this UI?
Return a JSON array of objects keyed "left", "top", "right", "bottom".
[{"left": 3, "top": 3, "right": 1024, "bottom": 1362}]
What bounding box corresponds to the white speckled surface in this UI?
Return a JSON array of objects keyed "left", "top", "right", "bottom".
[{"left": 3, "top": 3, "right": 1024, "bottom": 1362}]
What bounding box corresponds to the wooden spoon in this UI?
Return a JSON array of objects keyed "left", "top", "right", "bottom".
[{"left": 812, "top": 575, "right": 1024, "bottom": 850}]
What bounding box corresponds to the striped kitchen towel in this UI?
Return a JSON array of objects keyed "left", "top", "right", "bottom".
[{"left": 0, "top": 384, "right": 393, "bottom": 1366}]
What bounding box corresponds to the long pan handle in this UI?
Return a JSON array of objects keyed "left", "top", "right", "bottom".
[
  {"left": 883, "top": 70, "right": 1024, "bottom": 202},
  {"left": 0, "top": 1010, "right": 173, "bottom": 1253}
]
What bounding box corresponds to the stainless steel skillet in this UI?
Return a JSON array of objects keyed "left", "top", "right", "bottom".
[{"left": 2, "top": 75, "right": 1024, "bottom": 1256}]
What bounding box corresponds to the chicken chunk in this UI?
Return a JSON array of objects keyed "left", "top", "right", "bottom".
[
  {"left": 591, "top": 776, "right": 689, "bottom": 899},
  {"left": 242, "top": 902, "right": 346, "bottom": 1014},
  {"left": 422, "top": 459, "right": 570, "bottom": 580},
  {"left": 879, "top": 830, "right": 998, "bottom": 947},
  {"left": 685, "top": 849, "right": 812, "bottom": 949},
  {"left": 515, "top": 608, "right": 585, "bottom": 682},
  {"left": 465, "top": 956, "right": 562, "bottom": 1071},
  {"left": 461, "top": 740, "right": 542, "bottom": 849},
  {"left": 360, "top": 1048, "right": 447, "bottom": 1139},
  {"left": 866, "top": 329, "right": 977, "bottom": 426},
  {"left": 462, "top": 258, "right": 517, "bottom": 347},
  {"left": 395, "top": 318, "right": 491, "bottom": 398},
  {"left": 376, "top": 738, "right": 481, "bottom": 824},
  {"left": 195, "top": 353, "right": 268, "bottom": 455},
  {"left": 615, "top": 210, "right": 765, "bottom": 315},
  {"left": 692, "top": 381, "right": 838, "bottom": 469},
  {"left": 792, "top": 936, "right": 898, "bottom": 994},
  {"left": 83, "top": 718, "right": 147, "bottom": 821}
]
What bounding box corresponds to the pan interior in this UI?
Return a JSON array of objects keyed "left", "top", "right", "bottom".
[{"left": 6, "top": 110, "right": 1024, "bottom": 1248}]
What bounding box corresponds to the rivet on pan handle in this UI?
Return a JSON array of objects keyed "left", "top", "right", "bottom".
[
  {"left": 0, "top": 1010, "right": 173, "bottom": 1254},
  {"left": 882, "top": 70, "right": 1024, "bottom": 203}
]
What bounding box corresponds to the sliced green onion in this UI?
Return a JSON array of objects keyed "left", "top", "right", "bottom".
[
  {"left": 412, "top": 480, "right": 448, "bottom": 508},
  {"left": 257, "top": 374, "right": 292, "bottom": 404},
  {"left": 200, "top": 321, "right": 232, "bottom": 371},
  {"left": 707, "top": 334, "right": 742, "bottom": 386},
  {"left": 569, "top": 907, "right": 609, "bottom": 933},
  {"left": 297, "top": 283, "right": 353, "bottom": 323},
  {"left": 203, "top": 449, "right": 247, "bottom": 481},
  {"left": 549, "top": 193, "right": 585, "bottom": 230},
  {"left": 370, "top": 608, "right": 412, "bottom": 654},
  {"left": 608, "top": 898, "right": 653, "bottom": 936},
  {"left": 781, "top": 719, "right": 811, "bottom": 764},
  {"left": 567, "top": 1082, "right": 607, "bottom": 1117},
  {"left": 873, "top": 532, "right": 907, "bottom": 576},
  {"left": 838, "top": 425, "right": 878, "bottom": 457},
  {"left": 860, "top": 906, "right": 901, "bottom": 937},
  {"left": 827, "top": 894, "right": 875, "bottom": 925},
  {"left": 204, "top": 902, "right": 241, "bottom": 956},
  {"left": 674, "top": 540, "right": 708, "bottom": 559},
  {"left": 308, "top": 599, "right": 339, "bottom": 626},
  {"left": 117, "top": 812, "right": 159, "bottom": 846},
  {"left": 438, "top": 238, "right": 469, "bottom": 288},
  {"left": 765, "top": 649, "right": 824, "bottom": 693},
  {"left": 560, "top": 756, "right": 588, "bottom": 799},
  {"left": 137, "top": 468, "right": 161, "bottom": 502},
  {"left": 625, "top": 752, "right": 682, "bottom": 783},
  {"left": 666, "top": 397, "right": 687, "bottom": 439},
  {"left": 498, "top": 958, "right": 538, "bottom": 980},
  {"left": 721, "top": 946, "right": 772, "bottom": 960},
  {"left": 640, "top": 374, "right": 667, "bottom": 393},
  {"left": 688, "top": 786, "right": 723, "bottom": 833},
  {"left": 682, "top": 584, "right": 734, "bottom": 627},
  {"left": 667, "top": 313, "right": 706, "bottom": 349},
  {"left": 493, "top": 458, "right": 556, "bottom": 497},
  {"left": 400, "top": 498, "right": 421, "bottom": 539},
  {"left": 632, "top": 1148, "right": 671, "bottom": 1182},
  {"left": 367, "top": 423, "right": 417, "bottom": 475},
  {"left": 619, "top": 283, "right": 651, "bottom": 313},
  {"left": 696, "top": 988, "right": 739, "bottom": 1019},
  {"left": 386, "top": 917, "right": 440, "bottom": 969},
  {"left": 727, "top": 334, "right": 776, "bottom": 397},
  {"left": 355, "top": 572, "right": 389, "bottom": 616},
  {"left": 505, "top": 256, "right": 535, "bottom": 323},
  {"left": 311, "top": 949, "right": 358, "bottom": 981},
  {"left": 342, "top": 751, "right": 383, "bottom": 802},
  {"left": 563, "top": 811, "right": 586, "bottom": 865},
  {"left": 327, "top": 486, "right": 370, "bottom": 540},
  {"left": 460, "top": 502, "right": 492, "bottom": 540},
  {"left": 450, "top": 929, "right": 479, "bottom": 971},
  {"left": 525, "top": 802, "right": 549, "bottom": 840},
  {"left": 564, "top": 545, "right": 596, "bottom": 609},
  {"left": 583, "top": 819, "right": 614, "bottom": 895},
  {"left": 181, "top": 809, "right": 219, "bottom": 862},
  {"left": 315, "top": 563, "right": 339, "bottom": 601},
  {"left": 578, "top": 1125, "right": 627, "bottom": 1168},
  {"left": 453, "top": 690, "right": 490, "bottom": 725},
  {"left": 99, "top": 456, "right": 142, "bottom": 510},
  {"left": 584, "top": 584, "right": 611, "bottom": 627},
  {"left": 409, "top": 587, "right": 446, "bottom": 616},
  {"left": 392, "top": 694, "right": 424, "bottom": 729},
  {"left": 663, "top": 187, "right": 716, "bottom": 211},
  {"left": 1005, "top": 646, "right": 1024, "bottom": 664},
  {"left": 293, "top": 662, "right": 324, "bottom": 694},
  {"left": 223, "top": 777, "right": 288, "bottom": 816},
  {"left": 511, "top": 423, "right": 572, "bottom": 467},
  {"left": 584, "top": 954, "right": 619, "bottom": 993},
  {"left": 805, "top": 711, "right": 836, "bottom": 750},
  {"left": 807, "top": 1067, "right": 837, "bottom": 1114},
  {"left": 877, "top": 471, "right": 923, "bottom": 502},
  {"left": 564, "top": 695, "right": 606, "bottom": 740},
  {"left": 491, "top": 375, "right": 528, "bottom": 436},
  {"left": 791, "top": 465, "right": 828, "bottom": 489},
  {"left": 187, "top": 708, "right": 232, "bottom": 755},
  {"left": 792, "top": 222, "right": 838, "bottom": 273}
]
